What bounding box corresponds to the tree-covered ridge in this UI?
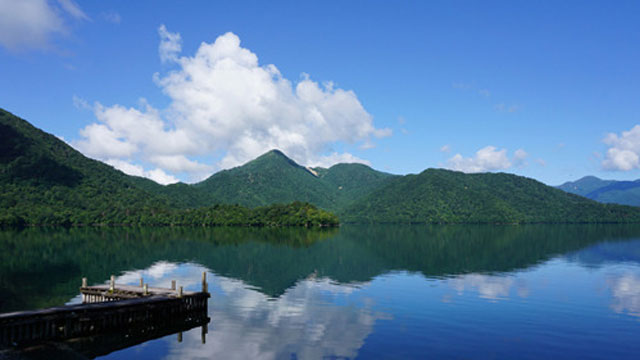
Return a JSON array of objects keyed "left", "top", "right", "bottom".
[
  {"left": 0, "top": 109, "right": 338, "bottom": 227},
  {"left": 194, "top": 150, "right": 339, "bottom": 209},
  {"left": 341, "top": 168, "right": 640, "bottom": 223},
  {"left": 3, "top": 107, "right": 640, "bottom": 225}
]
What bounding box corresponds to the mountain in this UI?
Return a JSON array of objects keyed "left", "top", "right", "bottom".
[
  {"left": 4, "top": 107, "right": 640, "bottom": 225},
  {"left": 557, "top": 176, "right": 615, "bottom": 197},
  {"left": 314, "top": 163, "right": 398, "bottom": 210},
  {"left": 557, "top": 176, "right": 640, "bottom": 207},
  {"left": 341, "top": 169, "right": 640, "bottom": 223},
  {"left": 0, "top": 108, "right": 171, "bottom": 225},
  {"left": 194, "top": 150, "right": 338, "bottom": 208},
  {"left": 0, "top": 109, "right": 337, "bottom": 227},
  {"left": 189, "top": 150, "right": 396, "bottom": 211}
]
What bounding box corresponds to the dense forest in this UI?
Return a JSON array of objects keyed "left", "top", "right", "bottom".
[
  {"left": 0, "top": 109, "right": 338, "bottom": 227},
  {"left": 341, "top": 169, "right": 640, "bottom": 223},
  {"left": 3, "top": 107, "right": 640, "bottom": 226}
]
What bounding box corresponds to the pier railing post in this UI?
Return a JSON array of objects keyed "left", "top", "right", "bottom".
[
  {"left": 82, "top": 277, "right": 87, "bottom": 288},
  {"left": 140, "top": 277, "right": 144, "bottom": 287},
  {"left": 178, "top": 286, "right": 183, "bottom": 298},
  {"left": 202, "top": 271, "right": 208, "bottom": 293},
  {"left": 144, "top": 283, "right": 149, "bottom": 295},
  {"left": 109, "top": 275, "right": 115, "bottom": 292},
  {"left": 171, "top": 280, "right": 176, "bottom": 290}
]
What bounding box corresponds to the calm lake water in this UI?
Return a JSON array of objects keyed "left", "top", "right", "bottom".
[{"left": 1, "top": 224, "right": 640, "bottom": 359}]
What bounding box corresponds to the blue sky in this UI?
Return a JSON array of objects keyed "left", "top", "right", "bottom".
[{"left": 1, "top": 1, "right": 639, "bottom": 185}]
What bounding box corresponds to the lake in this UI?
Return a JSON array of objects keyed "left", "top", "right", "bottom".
[{"left": 1, "top": 224, "right": 640, "bottom": 359}]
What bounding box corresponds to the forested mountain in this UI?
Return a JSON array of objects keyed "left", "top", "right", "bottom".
[
  {"left": 183, "top": 150, "right": 396, "bottom": 210},
  {"left": 0, "top": 108, "right": 170, "bottom": 225},
  {"left": 0, "top": 109, "right": 337, "bottom": 227},
  {"left": 341, "top": 169, "right": 640, "bottom": 223},
  {"left": 194, "top": 150, "right": 338, "bottom": 209},
  {"left": 3, "top": 108, "right": 640, "bottom": 226},
  {"left": 557, "top": 176, "right": 640, "bottom": 207}
]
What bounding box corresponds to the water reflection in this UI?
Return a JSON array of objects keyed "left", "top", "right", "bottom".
[
  {"left": 449, "top": 274, "right": 529, "bottom": 301},
  {"left": 608, "top": 273, "right": 640, "bottom": 318},
  {"left": 3, "top": 225, "right": 640, "bottom": 358},
  {"left": 93, "top": 262, "right": 389, "bottom": 360},
  {"left": 4, "top": 224, "right": 640, "bottom": 313}
]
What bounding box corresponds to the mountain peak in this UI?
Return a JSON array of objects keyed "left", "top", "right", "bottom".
[{"left": 251, "top": 149, "right": 301, "bottom": 168}]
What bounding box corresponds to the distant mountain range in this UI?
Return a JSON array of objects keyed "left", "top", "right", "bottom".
[
  {"left": 557, "top": 176, "right": 640, "bottom": 207},
  {"left": 3, "top": 107, "right": 640, "bottom": 225}
]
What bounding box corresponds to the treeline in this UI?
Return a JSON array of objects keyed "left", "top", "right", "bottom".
[{"left": 0, "top": 201, "right": 339, "bottom": 228}]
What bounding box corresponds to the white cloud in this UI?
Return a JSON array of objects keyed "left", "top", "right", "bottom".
[
  {"left": 158, "top": 24, "right": 181, "bottom": 63},
  {"left": 149, "top": 155, "right": 213, "bottom": 174},
  {"left": 57, "top": 0, "right": 89, "bottom": 21},
  {"left": 447, "top": 146, "right": 527, "bottom": 173},
  {"left": 513, "top": 148, "right": 528, "bottom": 167},
  {"left": 440, "top": 144, "right": 451, "bottom": 153},
  {"left": 602, "top": 125, "right": 640, "bottom": 171},
  {"left": 478, "top": 89, "right": 490, "bottom": 97},
  {"left": 105, "top": 158, "right": 179, "bottom": 185},
  {"left": 0, "top": 0, "right": 64, "bottom": 51},
  {"left": 0, "top": 0, "right": 89, "bottom": 51},
  {"left": 75, "top": 26, "right": 390, "bottom": 183}
]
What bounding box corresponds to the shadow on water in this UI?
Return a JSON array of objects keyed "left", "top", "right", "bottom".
[{"left": 2, "top": 224, "right": 640, "bottom": 313}]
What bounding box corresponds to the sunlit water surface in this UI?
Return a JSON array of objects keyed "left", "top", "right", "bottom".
[{"left": 1, "top": 225, "right": 640, "bottom": 359}]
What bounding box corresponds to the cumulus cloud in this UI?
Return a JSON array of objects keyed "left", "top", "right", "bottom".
[
  {"left": 75, "top": 26, "right": 390, "bottom": 183},
  {"left": 602, "top": 125, "right": 640, "bottom": 171},
  {"left": 0, "top": 0, "right": 88, "bottom": 51},
  {"left": 104, "top": 158, "right": 179, "bottom": 185},
  {"left": 446, "top": 146, "right": 528, "bottom": 173},
  {"left": 158, "top": 24, "right": 181, "bottom": 63}
]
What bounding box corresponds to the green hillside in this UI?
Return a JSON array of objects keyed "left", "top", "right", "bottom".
[
  {"left": 0, "top": 108, "right": 171, "bottom": 226},
  {"left": 4, "top": 108, "right": 639, "bottom": 226},
  {"left": 194, "top": 150, "right": 338, "bottom": 208},
  {"left": 0, "top": 109, "right": 337, "bottom": 227},
  {"left": 189, "top": 150, "right": 395, "bottom": 211},
  {"left": 341, "top": 168, "right": 640, "bottom": 223},
  {"left": 316, "top": 163, "right": 397, "bottom": 209},
  {"left": 557, "top": 176, "right": 640, "bottom": 207}
]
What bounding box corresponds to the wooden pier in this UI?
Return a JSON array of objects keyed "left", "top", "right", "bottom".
[{"left": 0, "top": 273, "right": 210, "bottom": 347}]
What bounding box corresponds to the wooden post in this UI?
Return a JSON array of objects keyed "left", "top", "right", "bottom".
[
  {"left": 171, "top": 280, "right": 176, "bottom": 290},
  {"left": 202, "top": 271, "right": 208, "bottom": 293},
  {"left": 144, "top": 283, "right": 149, "bottom": 295},
  {"left": 178, "top": 286, "right": 183, "bottom": 298},
  {"left": 82, "top": 277, "right": 87, "bottom": 288},
  {"left": 109, "top": 275, "right": 115, "bottom": 292},
  {"left": 201, "top": 324, "right": 207, "bottom": 344},
  {"left": 178, "top": 331, "right": 183, "bottom": 343},
  {"left": 140, "top": 277, "right": 144, "bottom": 287}
]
